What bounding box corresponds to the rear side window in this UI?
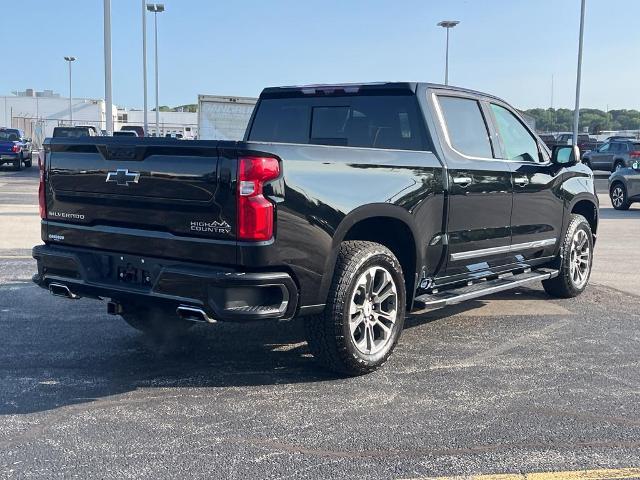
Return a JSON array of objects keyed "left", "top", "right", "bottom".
[
  {"left": 248, "top": 95, "right": 428, "bottom": 151},
  {"left": 437, "top": 96, "right": 493, "bottom": 158}
]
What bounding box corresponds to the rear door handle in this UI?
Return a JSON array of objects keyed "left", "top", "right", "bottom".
[
  {"left": 514, "top": 177, "right": 529, "bottom": 187},
  {"left": 453, "top": 176, "right": 473, "bottom": 187}
]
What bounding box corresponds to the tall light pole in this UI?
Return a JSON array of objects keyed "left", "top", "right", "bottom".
[
  {"left": 104, "top": 0, "right": 113, "bottom": 135},
  {"left": 572, "top": 0, "right": 586, "bottom": 146},
  {"left": 63, "top": 56, "right": 76, "bottom": 124},
  {"left": 437, "top": 20, "right": 459, "bottom": 86},
  {"left": 147, "top": 3, "right": 164, "bottom": 137},
  {"left": 142, "top": 0, "right": 148, "bottom": 135}
]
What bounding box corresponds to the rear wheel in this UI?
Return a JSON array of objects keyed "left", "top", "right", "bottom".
[
  {"left": 304, "top": 241, "right": 406, "bottom": 376},
  {"left": 119, "top": 302, "right": 193, "bottom": 339},
  {"left": 13, "top": 155, "right": 22, "bottom": 171},
  {"left": 542, "top": 214, "right": 593, "bottom": 298},
  {"left": 610, "top": 182, "right": 630, "bottom": 210},
  {"left": 24, "top": 158, "right": 32, "bottom": 168}
]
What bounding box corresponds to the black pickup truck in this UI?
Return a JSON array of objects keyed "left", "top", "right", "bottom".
[{"left": 33, "top": 82, "right": 598, "bottom": 375}]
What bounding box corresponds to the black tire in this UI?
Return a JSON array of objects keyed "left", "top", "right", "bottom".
[
  {"left": 612, "top": 160, "right": 625, "bottom": 172},
  {"left": 24, "top": 158, "right": 32, "bottom": 168},
  {"left": 14, "top": 155, "right": 22, "bottom": 171},
  {"left": 119, "top": 302, "right": 193, "bottom": 339},
  {"left": 542, "top": 214, "right": 593, "bottom": 298},
  {"left": 304, "top": 241, "right": 406, "bottom": 376},
  {"left": 610, "top": 182, "right": 631, "bottom": 211}
]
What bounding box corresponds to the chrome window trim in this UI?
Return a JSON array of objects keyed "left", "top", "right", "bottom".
[
  {"left": 432, "top": 92, "right": 499, "bottom": 162},
  {"left": 450, "top": 238, "right": 557, "bottom": 261}
]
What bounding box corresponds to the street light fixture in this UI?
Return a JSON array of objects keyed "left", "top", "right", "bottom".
[
  {"left": 63, "top": 56, "right": 76, "bottom": 124},
  {"left": 437, "top": 20, "right": 460, "bottom": 86},
  {"left": 146, "top": 3, "right": 165, "bottom": 137}
]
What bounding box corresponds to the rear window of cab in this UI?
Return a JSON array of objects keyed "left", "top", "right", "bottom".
[{"left": 248, "top": 95, "right": 430, "bottom": 151}]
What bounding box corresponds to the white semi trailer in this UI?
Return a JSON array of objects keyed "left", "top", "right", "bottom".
[{"left": 197, "top": 95, "right": 257, "bottom": 140}]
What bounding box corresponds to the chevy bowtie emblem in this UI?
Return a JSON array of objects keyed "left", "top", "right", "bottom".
[{"left": 105, "top": 169, "right": 140, "bottom": 186}]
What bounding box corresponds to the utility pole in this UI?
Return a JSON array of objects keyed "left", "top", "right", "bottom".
[
  {"left": 572, "top": 0, "right": 586, "bottom": 146},
  {"left": 142, "top": 0, "right": 148, "bottom": 135},
  {"left": 147, "top": 4, "right": 165, "bottom": 136},
  {"left": 104, "top": 0, "right": 113, "bottom": 135}
]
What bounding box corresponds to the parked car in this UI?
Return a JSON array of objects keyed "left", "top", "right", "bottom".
[
  {"left": 608, "top": 160, "right": 640, "bottom": 210},
  {"left": 52, "top": 126, "right": 99, "bottom": 138},
  {"left": 538, "top": 133, "right": 557, "bottom": 149},
  {"left": 113, "top": 130, "right": 138, "bottom": 137},
  {"left": 120, "top": 125, "right": 145, "bottom": 137},
  {"left": 33, "top": 82, "right": 598, "bottom": 376},
  {"left": 76, "top": 125, "right": 101, "bottom": 136},
  {"left": 582, "top": 139, "right": 640, "bottom": 172},
  {"left": 0, "top": 128, "right": 33, "bottom": 170},
  {"left": 548, "top": 132, "right": 600, "bottom": 154}
]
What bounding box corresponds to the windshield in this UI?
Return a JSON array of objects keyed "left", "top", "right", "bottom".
[{"left": 0, "top": 130, "right": 19, "bottom": 141}]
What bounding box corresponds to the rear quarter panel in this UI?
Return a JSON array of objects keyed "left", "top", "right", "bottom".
[{"left": 242, "top": 142, "right": 445, "bottom": 306}]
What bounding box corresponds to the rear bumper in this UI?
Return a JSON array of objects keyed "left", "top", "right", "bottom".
[
  {"left": 0, "top": 153, "right": 19, "bottom": 163},
  {"left": 32, "top": 244, "right": 299, "bottom": 322}
]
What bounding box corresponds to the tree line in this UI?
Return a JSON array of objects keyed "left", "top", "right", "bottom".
[{"left": 524, "top": 108, "right": 640, "bottom": 134}]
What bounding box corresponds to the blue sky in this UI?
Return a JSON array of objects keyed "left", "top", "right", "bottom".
[{"left": 2, "top": 0, "right": 639, "bottom": 110}]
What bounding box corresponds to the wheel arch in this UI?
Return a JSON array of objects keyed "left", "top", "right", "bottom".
[
  {"left": 321, "top": 204, "right": 424, "bottom": 308},
  {"left": 569, "top": 196, "right": 598, "bottom": 236}
]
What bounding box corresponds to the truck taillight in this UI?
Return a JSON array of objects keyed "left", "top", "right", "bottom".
[
  {"left": 237, "top": 156, "right": 279, "bottom": 241},
  {"left": 38, "top": 152, "right": 47, "bottom": 219},
  {"left": 11, "top": 144, "right": 19, "bottom": 153}
]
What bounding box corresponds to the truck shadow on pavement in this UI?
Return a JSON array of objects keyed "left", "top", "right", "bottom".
[{"left": 0, "top": 284, "right": 561, "bottom": 415}]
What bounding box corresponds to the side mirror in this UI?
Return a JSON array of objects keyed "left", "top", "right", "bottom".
[{"left": 552, "top": 145, "right": 580, "bottom": 166}]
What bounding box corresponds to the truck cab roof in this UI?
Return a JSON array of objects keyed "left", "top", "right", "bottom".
[{"left": 260, "top": 82, "right": 508, "bottom": 104}]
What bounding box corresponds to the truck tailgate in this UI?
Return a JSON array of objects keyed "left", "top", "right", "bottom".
[{"left": 45, "top": 139, "right": 238, "bottom": 265}]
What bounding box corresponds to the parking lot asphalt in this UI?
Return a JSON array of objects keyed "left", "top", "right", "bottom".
[{"left": 1, "top": 165, "right": 639, "bottom": 479}]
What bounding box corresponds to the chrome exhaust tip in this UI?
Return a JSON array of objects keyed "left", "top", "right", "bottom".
[
  {"left": 176, "top": 305, "right": 217, "bottom": 324},
  {"left": 49, "top": 283, "right": 79, "bottom": 299}
]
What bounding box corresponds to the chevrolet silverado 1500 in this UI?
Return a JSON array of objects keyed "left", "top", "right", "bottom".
[{"left": 33, "top": 82, "right": 598, "bottom": 375}]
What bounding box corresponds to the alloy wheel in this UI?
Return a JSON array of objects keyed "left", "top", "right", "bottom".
[
  {"left": 349, "top": 266, "right": 398, "bottom": 355},
  {"left": 569, "top": 229, "right": 590, "bottom": 289},
  {"left": 611, "top": 186, "right": 624, "bottom": 208}
]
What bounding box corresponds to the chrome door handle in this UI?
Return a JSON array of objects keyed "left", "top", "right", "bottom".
[
  {"left": 514, "top": 177, "right": 529, "bottom": 187},
  {"left": 453, "top": 176, "right": 473, "bottom": 187}
]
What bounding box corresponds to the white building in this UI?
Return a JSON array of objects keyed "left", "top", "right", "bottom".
[{"left": 1, "top": 94, "right": 111, "bottom": 147}]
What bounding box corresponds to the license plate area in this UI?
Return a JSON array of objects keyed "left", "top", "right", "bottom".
[{"left": 116, "top": 261, "right": 152, "bottom": 286}]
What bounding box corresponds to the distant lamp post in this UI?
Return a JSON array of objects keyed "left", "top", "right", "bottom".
[
  {"left": 146, "top": 3, "right": 165, "bottom": 136},
  {"left": 63, "top": 56, "right": 77, "bottom": 124},
  {"left": 437, "top": 20, "right": 459, "bottom": 86}
]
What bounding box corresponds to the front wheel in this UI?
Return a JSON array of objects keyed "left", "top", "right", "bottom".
[
  {"left": 304, "top": 241, "right": 406, "bottom": 376},
  {"left": 542, "top": 214, "right": 593, "bottom": 298}
]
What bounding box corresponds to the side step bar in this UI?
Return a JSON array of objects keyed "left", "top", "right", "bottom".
[{"left": 413, "top": 268, "right": 559, "bottom": 310}]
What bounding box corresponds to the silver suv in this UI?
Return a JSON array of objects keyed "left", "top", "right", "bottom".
[
  {"left": 583, "top": 140, "right": 640, "bottom": 172},
  {"left": 609, "top": 161, "right": 640, "bottom": 210}
]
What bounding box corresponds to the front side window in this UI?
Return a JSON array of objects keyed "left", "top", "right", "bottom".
[
  {"left": 437, "top": 96, "right": 493, "bottom": 158},
  {"left": 490, "top": 104, "right": 539, "bottom": 162},
  {"left": 598, "top": 143, "right": 610, "bottom": 153}
]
